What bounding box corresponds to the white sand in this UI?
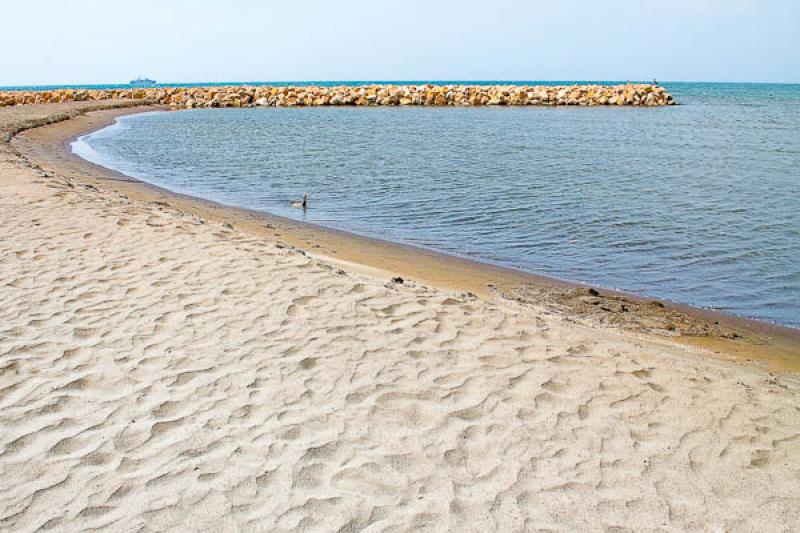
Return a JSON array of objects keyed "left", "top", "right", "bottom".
[{"left": 1, "top": 128, "right": 799, "bottom": 532}]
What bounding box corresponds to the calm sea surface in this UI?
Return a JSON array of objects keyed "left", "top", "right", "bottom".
[{"left": 72, "top": 83, "right": 800, "bottom": 327}]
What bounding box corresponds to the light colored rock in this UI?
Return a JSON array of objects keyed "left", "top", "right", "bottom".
[{"left": 0, "top": 84, "right": 676, "bottom": 108}]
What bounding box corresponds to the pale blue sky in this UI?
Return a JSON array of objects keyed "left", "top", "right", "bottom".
[{"left": 3, "top": 0, "right": 798, "bottom": 86}]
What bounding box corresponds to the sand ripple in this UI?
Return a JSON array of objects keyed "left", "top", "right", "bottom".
[{"left": 1, "top": 147, "right": 799, "bottom": 532}]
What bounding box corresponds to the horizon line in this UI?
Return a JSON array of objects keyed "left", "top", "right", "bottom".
[{"left": 3, "top": 79, "right": 800, "bottom": 89}]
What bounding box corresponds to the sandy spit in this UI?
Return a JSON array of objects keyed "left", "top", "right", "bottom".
[{"left": 1, "top": 103, "right": 799, "bottom": 532}]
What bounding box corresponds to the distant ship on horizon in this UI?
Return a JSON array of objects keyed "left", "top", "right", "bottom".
[{"left": 129, "top": 76, "right": 156, "bottom": 87}]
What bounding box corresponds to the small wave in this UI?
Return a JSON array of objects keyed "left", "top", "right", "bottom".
[{"left": 70, "top": 99, "right": 800, "bottom": 327}]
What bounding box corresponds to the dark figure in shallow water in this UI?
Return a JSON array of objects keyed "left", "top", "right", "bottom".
[{"left": 291, "top": 193, "right": 308, "bottom": 209}]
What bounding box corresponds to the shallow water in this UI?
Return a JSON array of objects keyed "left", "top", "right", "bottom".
[{"left": 73, "top": 83, "right": 800, "bottom": 327}]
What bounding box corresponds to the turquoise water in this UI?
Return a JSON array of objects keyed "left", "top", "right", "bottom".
[{"left": 73, "top": 83, "right": 800, "bottom": 327}]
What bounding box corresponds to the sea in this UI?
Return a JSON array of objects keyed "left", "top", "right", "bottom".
[{"left": 57, "top": 81, "right": 800, "bottom": 328}]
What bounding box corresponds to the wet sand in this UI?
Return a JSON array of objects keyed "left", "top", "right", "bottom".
[
  {"left": 15, "top": 103, "right": 800, "bottom": 372},
  {"left": 1, "top": 102, "right": 799, "bottom": 531}
]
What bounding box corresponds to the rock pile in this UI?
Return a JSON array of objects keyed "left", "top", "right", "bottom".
[{"left": 0, "top": 84, "right": 675, "bottom": 108}]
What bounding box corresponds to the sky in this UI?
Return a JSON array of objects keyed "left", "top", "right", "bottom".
[{"left": 3, "top": 0, "right": 799, "bottom": 86}]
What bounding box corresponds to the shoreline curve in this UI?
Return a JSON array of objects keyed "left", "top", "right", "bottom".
[{"left": 7, "top": 102, "right": 800, "bottom": 372}]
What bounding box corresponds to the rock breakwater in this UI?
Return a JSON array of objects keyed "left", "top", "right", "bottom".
[{"left": 0, "top": 84, "right": 675, "bottom": 108}]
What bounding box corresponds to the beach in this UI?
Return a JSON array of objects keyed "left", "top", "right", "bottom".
[{"left": 1, "top": 101, "right": 800, "bottom": 531}]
